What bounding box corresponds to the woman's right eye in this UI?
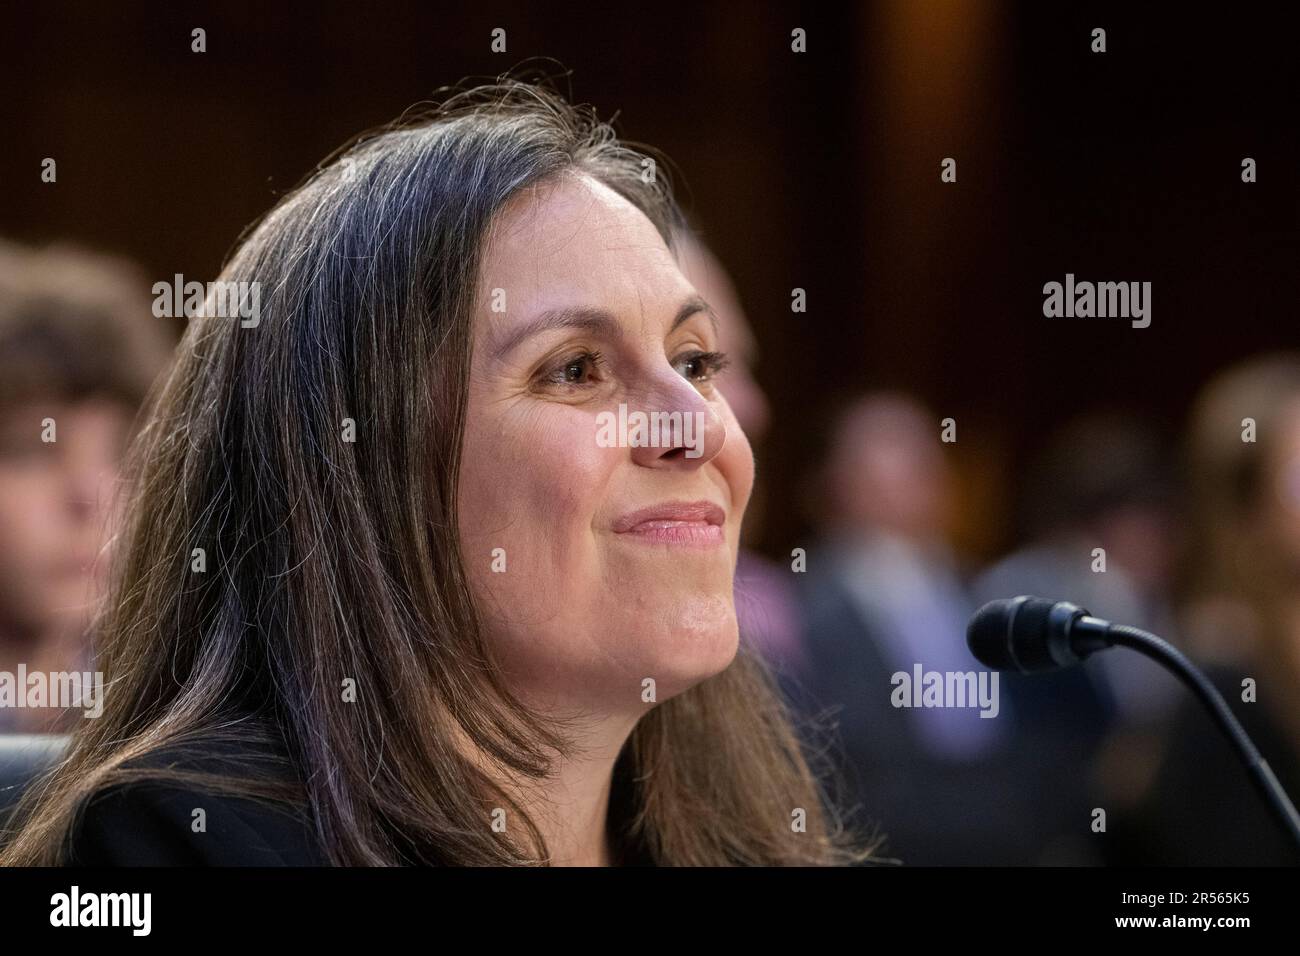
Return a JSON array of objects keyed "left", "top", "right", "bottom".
[{"left": 537, "top": 350, "right": 607, "bottom": 389}]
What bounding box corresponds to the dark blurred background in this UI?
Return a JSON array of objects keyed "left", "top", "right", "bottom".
[{"left": 0, "top": 1, "right": 1292, "bottom": 559}]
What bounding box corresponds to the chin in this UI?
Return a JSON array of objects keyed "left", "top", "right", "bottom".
[
  {"left": 632, "top": 604, "right": 740, "bottom": 700},
  {"left": 492, "top": 591, "right": 741, "bottom": 710}
]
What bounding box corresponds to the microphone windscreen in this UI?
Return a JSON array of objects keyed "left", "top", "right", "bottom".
[
  {"left": 967, "top": 598, "right": 1018, "bottom": 669},
  {"left": 967, "top": 596, "right": 1056, "bottom": 671}
]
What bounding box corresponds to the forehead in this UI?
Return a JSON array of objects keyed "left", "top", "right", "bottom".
[{"left": 478, "top": 173, "right": 688, "bottom": 314}]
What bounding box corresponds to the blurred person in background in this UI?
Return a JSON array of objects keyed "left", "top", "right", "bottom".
[
  {"left": 0, "top": 240, "right": 173, "bottom": 733},
  {"left": 674, "top": 226, "right": 807, "bottom": 686},
  {"left": 970, "top": 412, "right": 1185, "bottom": 860},
  {"left": 798, "top": 392, "right": 1048, "bottom": 864},
  {"left": 1120, "top": 354, "right": 1300, "bottom": 865}
]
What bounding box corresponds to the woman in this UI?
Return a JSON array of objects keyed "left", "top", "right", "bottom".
[{"left": 0, "top": 79, "right": 868, "bottom": 866}]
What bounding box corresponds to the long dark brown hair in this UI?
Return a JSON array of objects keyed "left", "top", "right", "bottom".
[{"left": 2, "top": 74, "right": 869, "bottom": 866}]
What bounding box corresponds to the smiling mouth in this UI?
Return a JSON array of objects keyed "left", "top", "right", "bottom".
[{"left": 612, "top": 500, "right": 726, "bottom": 548}]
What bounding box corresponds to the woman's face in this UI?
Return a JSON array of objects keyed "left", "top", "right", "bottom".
[
  {"left": 0, "top": 398, "right": 129, "bottom": 642},
  {"left": 458, "top": 173, "right": 754, "bottom": 714}
]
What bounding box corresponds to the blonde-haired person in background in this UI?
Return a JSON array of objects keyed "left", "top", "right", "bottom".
[{"left": 1122, "top": 354, "right": 1300, "bottom": 865}]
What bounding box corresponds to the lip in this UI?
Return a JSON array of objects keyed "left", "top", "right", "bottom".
[{"left": 612, "top": 499, "right": 726, "bottom": 547}]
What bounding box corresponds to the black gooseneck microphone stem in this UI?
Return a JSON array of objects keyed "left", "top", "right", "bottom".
[{"left": 1106, "top": 623, "right": 1300, "bottom": 850}]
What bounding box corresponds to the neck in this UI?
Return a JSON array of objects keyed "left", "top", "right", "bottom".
[
  {"left": 463, "top": 703, "right": 641, "bottom": 866},
  {"left": 538, "top": 709, "right": 640, "bottom": 866}
]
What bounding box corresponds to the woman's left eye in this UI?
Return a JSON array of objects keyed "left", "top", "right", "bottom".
[{"left": 673, "top": 350, "right": 730, "bottom": 384}]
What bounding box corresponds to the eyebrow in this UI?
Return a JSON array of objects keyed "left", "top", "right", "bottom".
[{"left": 491, "top": 294, "right": 717, "bottom": 360}]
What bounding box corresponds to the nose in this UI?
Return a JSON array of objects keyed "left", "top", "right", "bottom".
[{"left": 625, "top": 371, "right": 728, "bottom": 470}]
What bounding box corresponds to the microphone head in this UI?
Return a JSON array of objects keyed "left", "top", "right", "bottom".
[{"left": 967, "top": 596, "right": 1073, "bottom": 672}]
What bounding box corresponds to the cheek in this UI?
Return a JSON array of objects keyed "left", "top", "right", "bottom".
[
  {"left": 457, "top": 405, "right": 614, "bottom": 612},
  {"left": 0, "top": 474, "right": 59, "bottom": 555},
  {"left": 718, "top": 411, "right": 756, "bottom": 519}
]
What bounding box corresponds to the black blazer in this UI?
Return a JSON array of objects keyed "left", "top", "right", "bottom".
[
  {"left": 64, "top": 732, "right": 330, "bottom": 867},
  {"left": 62, "top": 730, "right": 661, "bottom": 866}
]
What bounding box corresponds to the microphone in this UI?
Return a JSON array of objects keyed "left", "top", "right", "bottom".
[
  {"left": 968, "top": 595, "right": 1300, "bottom": 854},
  {"left": 967, "top": 595, "right": 1111, "bottom": 673}
]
